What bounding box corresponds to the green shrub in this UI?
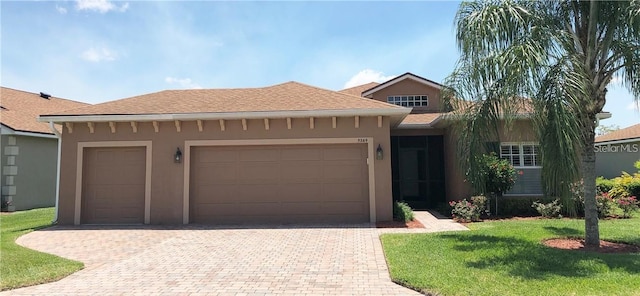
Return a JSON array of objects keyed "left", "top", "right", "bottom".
[
  {"left": 449, "top": 196, "right": 487, "bottom": 222},
  {"left": 615, "top": 196, "right": 639, "bottom": 218},
  {"left": 474, "top": 153, "right": 516, "bottom": 196},
  {"left": 595, "top": 176, "right": 614, "bottom": 194},
  {"left": 532, "top": 199, "right": 563, "bottom": 218},
  {"left": 596, "top": 193, "right": 616, "bottom": 218},
  {"left": 626, "top": 179, "right": 640, "bottom": 197},
  {"left": 393, "top": 201, "right": 414, "bottom": 222}
]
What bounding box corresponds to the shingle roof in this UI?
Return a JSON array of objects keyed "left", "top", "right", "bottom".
[
  {"left": 339, "top": 82, "right": 380, "bottom": 97},
  {"left": 399, "top": 113, "right": 444, "bottom": 127},
  {"left": 47, "top": 81, "right": 402, "bottom": 117},
  {"left": 0, "top": 87, "right": 88, "bottom": 134},
  {"left": 595, "top": 123, "right": 640, "bottom": 143}
]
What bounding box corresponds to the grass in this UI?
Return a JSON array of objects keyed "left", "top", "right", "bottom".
[
  {"left": 381, "top": 214, "right": 640, "bottom": 296},
  {"left": 0, "top": 208, "right": 83, "bottom": 291}
]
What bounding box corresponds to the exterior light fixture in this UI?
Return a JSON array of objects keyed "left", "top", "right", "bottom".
[
  {"left": 174, "top": 147, "right": 183, "bottom": 163},
  {"left": 376, "top": 144, "right": 383, "bottom": 160}
]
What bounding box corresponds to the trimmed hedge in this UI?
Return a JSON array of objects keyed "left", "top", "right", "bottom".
[{"left": 393, "top": 201, "right": 414, "bottom": 222}]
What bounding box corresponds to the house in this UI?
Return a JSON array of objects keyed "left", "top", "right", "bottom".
[
  {"left": 595, "top": 123, "right": 640, "bottom": 178},
  {"left": 1, "top": 87, "right": 88, "bottom": 211},
  {"left": 39, "top": 73, "right": 543, "bottom": 225}
]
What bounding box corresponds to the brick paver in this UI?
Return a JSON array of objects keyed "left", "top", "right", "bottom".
[{"left": 3, "top": 212, "right": 466, "bottom": 296}]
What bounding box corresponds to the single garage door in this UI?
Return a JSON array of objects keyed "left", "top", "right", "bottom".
[
  {"left": 190, "top": 144, "right": 369, "bottom": 224},
  {"left": 81, "top": 147, "right": 146, "bottom": 224}
]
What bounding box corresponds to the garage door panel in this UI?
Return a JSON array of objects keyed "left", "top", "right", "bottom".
[
  {"left": 238, "top": 163, "right": 279, "bottom": 182},
  {"left": 239, "top": 149, "right": 279, "bottom": 162},
  {"left": 280, "top": 148, "right": 322, "bottom": 161},
  {"left": 196, "top": 164, "right": 237, "bottom": 183},
  {"left": 280, "top": 163, "right": 323, "bottom": 180},
  {"left": 198, "top": 149, "right": 238, "bottom": 163},
  {"left": 191, "top": 144, "right": 369, "bottom": 224},
  {"left": 320, "top": 201, "right": 368, "bottom": 215},
  {"left": 82, "top": 147, "right": 145, "bottom": 224},
  {"left": 323, "top": 147, "right": 363, "bottom": 160},
  {"left": 323, "top": 164, "right": 362, "bottom": 180},
  {"left": 195, "top": 184, "right": 238, "bottom": 201},
  {"left": 279, "top": 184, "right": 323, "bottom": 201},
  {"left": 235, "top": 185, "right": 280, "bottom": 202},
  {"left": 323, "top": 184, "right": 363, "bottom": 201}
]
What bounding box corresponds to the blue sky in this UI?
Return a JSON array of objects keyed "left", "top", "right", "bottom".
[{"left": 2, "top": 0, "right": 638, "bottom": 128}]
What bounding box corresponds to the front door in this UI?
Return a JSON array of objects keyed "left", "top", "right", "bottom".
[{"left": 391, "top": 136, "right": 445, "bottom": 209}]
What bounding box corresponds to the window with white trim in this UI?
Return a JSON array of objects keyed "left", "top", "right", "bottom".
[
  {"left": 387, "top": 95, "right": 428, "bottom": 107},
  {"left": 500, "top": 143, "right": 543, "bottom": 195},
  {"left": 500, "top": 143, "right": 541, "bottom": 167}
]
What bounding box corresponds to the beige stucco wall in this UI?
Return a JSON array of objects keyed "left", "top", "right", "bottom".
[
  {"left": 57, "top": 116, "right": 394, "bottom": 224},
  {"left": 1, "top": 135, "right": 58, "bottom": 211},
  {"left": 369, "top": 79, "right": 444, "bottom": 113}
]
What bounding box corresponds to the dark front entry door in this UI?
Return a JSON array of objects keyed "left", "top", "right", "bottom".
[{"left": 391, "top": 136, "right": 445, "bottom": 209}]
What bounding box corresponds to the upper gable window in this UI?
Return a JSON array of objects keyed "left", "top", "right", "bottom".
[{"left": 387, "top": 95, "right": 428, "bottom": 107}]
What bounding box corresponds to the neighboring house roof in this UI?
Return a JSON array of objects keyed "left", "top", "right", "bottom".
[
  {"left": 595, "top": 123, "right": 640, "bottom": 143},
  {"left": 339, "top": 82, "right": 380, "bottom": 97},
  {"left": 40, "top": 81, "right": 411, "bottom": 125},
  {"left": 362, "top": 72, "right": 443, "bottom": 98},
  {"left": 0, "top": 87, "right": 88, "bottom": 135}
]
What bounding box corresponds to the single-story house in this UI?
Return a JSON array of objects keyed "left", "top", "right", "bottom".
[
  {"left": 595, "top": 123, "right": 640, "bottom": 178},
  {"left": 39, "top": 73, "right": 546, "bottom": 225},
  {"left": 1, "top": 87, "right": 88, "bottom": 211}
]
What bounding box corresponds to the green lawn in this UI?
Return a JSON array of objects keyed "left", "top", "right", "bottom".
[
  {"left": 0, "top": 208, "right": 83, "bottom": 291},
  {"left": 381, "top": 215, "right": 640, "bottom": 296}
]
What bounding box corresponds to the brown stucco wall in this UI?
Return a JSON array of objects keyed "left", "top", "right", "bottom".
[
  {"left": 57, "top": 116, "right": 393, "bottom": 224},
  {"left": 369, "top": 79, "right": 443, "bottom": 113}
]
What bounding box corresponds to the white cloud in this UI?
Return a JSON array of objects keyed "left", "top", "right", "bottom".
[
  {"left": 343, "top": 69, "right": 396, "bottom": 88},
  {"left": 75, "top": 0, "right": 129, "bottom": 13},
  {"left": 55, "top": 5, "right": 68, "bottom": 14},
  {"left": 80, "top": 47, "right": 118, "bottom": 62},
  {"left": 627, "top": 101, "right": 640, "bottom": 111},
  {"left": 165, "top": 77, "right": 202, "bottom": 89}
]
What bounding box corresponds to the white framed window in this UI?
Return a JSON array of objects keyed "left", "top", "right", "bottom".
[
  {"left": 387, "top": 95, "right": 428, "bottom": 107},
  {"left": 500, "top": 143, "right": 541, "bottom": 168},
  {"left": 500, "top": 142, "right": 543, "bottom": 195}
]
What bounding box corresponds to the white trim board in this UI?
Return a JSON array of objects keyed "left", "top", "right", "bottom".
[
  {"left": 182, "top": 137, "right": 377, "bottom": 224},
  {"left": 74, "top": 141, "right": 152, "bottom": 225}
]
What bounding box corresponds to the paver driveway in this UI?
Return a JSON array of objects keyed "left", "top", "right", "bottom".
[{"left": 4, "top": 224, "right": 423, "bottom": 296}]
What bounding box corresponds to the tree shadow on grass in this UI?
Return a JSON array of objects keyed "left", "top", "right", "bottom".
[
  {"left": 542, "top": 226, "right": 583, "bottom": 237},
  {"left": 438, "top": 233, "right": 640, "bottom": 280}
]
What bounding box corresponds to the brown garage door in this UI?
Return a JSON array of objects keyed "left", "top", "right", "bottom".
[
  {"left": 81, "top": 147, "right": 146, "bottom": 224},
  {"left": 190, "top": 144, "right": 369, "bottom": 224}
]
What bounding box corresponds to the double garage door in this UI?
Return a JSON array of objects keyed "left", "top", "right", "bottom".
[
  {"left": 190, "top": 144, "right": 369, "bottom": 224},
  {"left": 81, "top": 144, "right": 369, "bottom": 224}
]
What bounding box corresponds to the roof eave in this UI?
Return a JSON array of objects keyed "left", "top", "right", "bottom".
[
  {"left": 38, "top": 108, "right": 412, "bottom": 126},
  {"left": 594, "top": 138, "right": 640, "bottom": 145},
  {"left": 0, "top": 124, "right": 57, "bottom": 138}
]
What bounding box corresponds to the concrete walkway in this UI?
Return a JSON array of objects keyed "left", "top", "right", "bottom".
[{"left": 3, "top": 212, "right": 466, "bottom": 296}]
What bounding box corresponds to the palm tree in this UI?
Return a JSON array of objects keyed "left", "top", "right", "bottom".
[{"left": 443, "top": 0, "right": 639, "bottom": 247}]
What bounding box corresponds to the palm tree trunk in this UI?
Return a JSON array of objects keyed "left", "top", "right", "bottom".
[{"left": 582, "top": 115, "right": 600, "bottom": 248}]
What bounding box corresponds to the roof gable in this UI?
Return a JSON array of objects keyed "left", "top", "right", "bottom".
[
  {"left": 361, "top": 72, "right": 443, "bottom": 98},
  {"left": 0, "top": 87, "right": 88, "bottom": 134}
]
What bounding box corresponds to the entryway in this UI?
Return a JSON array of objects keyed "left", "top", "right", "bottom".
[{"left": 391, "top": 135, "right": 446, "bottom": 209}]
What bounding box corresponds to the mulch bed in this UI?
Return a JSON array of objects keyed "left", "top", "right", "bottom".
[
  {"left": 544, "top": 238, "right": 640, "bottom": 254},
  {"left": 376, "top": 219, "right": 425, "bottom": 229}
]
